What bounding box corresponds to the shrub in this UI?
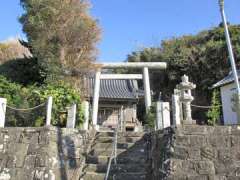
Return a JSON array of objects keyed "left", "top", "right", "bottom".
[
  {"left": 207, "top": 89, "right": 221, "bottom": 125},
  {"left": 31, "top": 82, "right": 84, "bottom": 127},
  {"left": 0, "top": 76, "right": 41, "bottom": 126},
  {"left": 0, "top": 57, "right": 45, "bottom": 85},
  {"left": 145, "top": 103, "right": 156, "bottom": 129},
  {"left": 0, "top": 76, "right": 84, "bottom": 127},
  {"left": 231, "top": 93, "right": 240, "bottom": 122}
]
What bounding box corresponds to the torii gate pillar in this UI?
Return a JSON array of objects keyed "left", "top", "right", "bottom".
[
  {"left": 92, "top": 70, "right": 101, "bottom": 130},
  {"left": 143, "top": 67, "right": 151, "bottom": 111}
]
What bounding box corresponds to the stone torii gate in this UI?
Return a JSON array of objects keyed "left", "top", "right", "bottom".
[{"left": 91, "top": 62, "right": 167, "bottom": 129}]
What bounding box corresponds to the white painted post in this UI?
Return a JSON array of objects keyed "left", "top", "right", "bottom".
[
  {"left": 162, "top": 102, "right": 171, "bottom": 128},
  {"left": 92, "top": 70, "right": 101, "bottom": 130},
  {"left": 156, "top": 102, "right": 171, "bottom": 129},
  {"left": 66, "top": 104, "right": 77, "bottom": 128},
  {"left": 120, "top": 106, "right": 124, "bottom": 132},
  {"left": 143, "top": 67, "right": 151, "bottom": 111},
  {"left": 172, "top": 93, "right": 181, "bottom": 126},
  {"left": 46, "top": 96, "right": 53, "bottom": 126},
  {"left": 83, "top": 101, "right": 89, "bottom": 130},
  {"left": 0, "top": 98, "right": 7, "bottom": 128},
  {"left": 156, "top": 101, "right": 163, "bottom": 130}
]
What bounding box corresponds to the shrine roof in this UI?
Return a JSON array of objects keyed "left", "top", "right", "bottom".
[
  {"left": 212, "top": 70, "right": 240, "bottom": 88},
  {"left": 87, "top": 78, "right": 144, "bottom": 100}
]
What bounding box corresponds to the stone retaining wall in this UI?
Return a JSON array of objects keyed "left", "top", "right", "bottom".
[
  {"left": 0, "top": 127, "right": 93, "bottom": 180},
  {"left": 151, "top": 125, "right": 240, "bottom": 180}
]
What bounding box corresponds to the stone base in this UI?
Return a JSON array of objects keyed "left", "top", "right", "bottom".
[
  {"left": 151, "top": 125, "right": 240, "bottom": 180},
  {"left": 181, "top": 120, "right": 196, "bottom": 125}
]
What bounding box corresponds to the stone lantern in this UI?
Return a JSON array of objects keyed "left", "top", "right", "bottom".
[{"left": 177, "top": 75, "right": 196, "bottom": 124}]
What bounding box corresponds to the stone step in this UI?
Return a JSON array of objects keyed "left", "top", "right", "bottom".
[
  {"left": 118, "top": 132, "right": 146, "bottom": 138},
  {"left": 98, "top": 127, "right": 115, "bottom": 132},
  {"left": 91, "top": 142, "right": 139, "bottom": 150},
  {"left": 112, "top": 172, "right": 147, "bottom": 180},
  {"left": 80, "top": 172, "right": 105, "bottom": 180},
  {"left": 89, "top": 148, "right": 126, "bottom": 156},
  {"left": 96, "top": 131, "right": 115, "bottom": 137},
  {"left": 86, "top": 155, "right": 148, "bottom": 164},
  {"left": 84, "top": 163, "right": 148, "bottom": 173},
  {"left": 82, "top": 172, "right": 147, "bottom": 180},
  {"left": 90, "top": 146, "right": 148, "bottom": 157},
  {"left": 95, "top": 136, "right": 144, "bottom": 144},
  {"left": 96, "top": 131, "right": 146, "bottom": 138}
]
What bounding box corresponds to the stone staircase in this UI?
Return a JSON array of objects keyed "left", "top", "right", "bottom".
[{"left": 80, "top": 131, "right": 150, "bottom": 180}]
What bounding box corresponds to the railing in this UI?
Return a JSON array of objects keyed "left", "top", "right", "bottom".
[
  {"left": 104, "top": 106, "right": 123, "bottom": 180},
  {"left": 0, "top": 97, "right": 52, "bottom": 127}
]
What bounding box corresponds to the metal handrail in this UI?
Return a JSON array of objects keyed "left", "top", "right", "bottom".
[{"left": 104, "top": 106, "right": 122, "bottom": 180}]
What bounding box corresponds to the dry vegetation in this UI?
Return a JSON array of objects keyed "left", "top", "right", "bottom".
[{"left": 0, "top": 38, "right": 32, "bottom": 64}]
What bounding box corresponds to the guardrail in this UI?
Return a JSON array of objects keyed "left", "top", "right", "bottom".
[
  {"left": 0, "top": 96, "right": 53, "bottom": 127},
  {"left": 104, "top": 106, "right": 123, "bottom": 180}
]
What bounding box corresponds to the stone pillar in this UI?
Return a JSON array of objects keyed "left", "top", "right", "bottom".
[
  {"left": 172, "top": 89, "right": 181, "bottom": 126},
  {"left": 132, "top": 104, "right": 137, "bottom": 121},
  {"left": 177, "top": 75, "right": 196, "bottom": 124},
  {"left": 66, "top": 104, "right": 77, "bottom": 128},
  {"left": 83, "top": 101, "right": 89, "bottom": 130},
  {"left": 46, "top": 96, "right": 53, "bottom": 126},
  {"left": 162, "top": 102, "right": 171, "bottom": 128},
  {"left": 156, "top": 101, "right": 171, "bottom": 129},
  {"left": 156, "top": 101, "right": 163, "bottom": 130},
  {"left": 143, "top": 67, "right": 151, "bottom": 111},
  {"left": 0, "top": 98, "right": 7, "bottom": 128},
  {"left": 92, "top": 70, "right": 101, "bottom": 130}
]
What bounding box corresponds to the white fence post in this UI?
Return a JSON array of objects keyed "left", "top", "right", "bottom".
[
  {"left": 172, "top": 93, "right": 181, "bottom": 126},
  {"left": 156, "top": 102, "right": 171, "bottom": 129},
  {"left": 162, "top": 102, "right": 171, "bottom": 128},
  {"left": 83, "top": 101, "right": 89, "bottom": 130},
  {"left": 46, "top": 96, "right": 53, "bottom": 126},
  {"left": 156, "top": 101, "right": 163, "bottom": 130},
  {"left": 0, "top": 98, "right": 7, "bottom": 128},
  {"left": 66, "top": 104, "right": 77, "bottom": 128}
]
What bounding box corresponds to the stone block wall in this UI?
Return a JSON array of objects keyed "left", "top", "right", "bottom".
[
  {"left": 150, "top": 125, "right": 240, "bottom": 180},
  {"left": 0, "top": 127, "right": 93, "bottom": 180}
]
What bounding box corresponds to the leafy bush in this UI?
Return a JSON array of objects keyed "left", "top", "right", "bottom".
[
  {"left": 0, "top": 76, "right": 42, "bottom": 126},
  {"left": 231, "top": 93, "right": 240, "bottom": 111},
  {"left": 231, "top": 93, "right": 240, "bottom": 122},
  {"left": 207, "top": 89, "right": 221, "bottom": 125},
  {"left": 0, "top": 76, "right": 84, "bottom": 127},
  {"left": 0, "top": 57, "right": 45, "bottom": 85},
  {"left": 31, "top": 82, "right": 84, "bottom": 127},
  {"left": 145, "top": 104, "right": 156, "bottom": 129}
]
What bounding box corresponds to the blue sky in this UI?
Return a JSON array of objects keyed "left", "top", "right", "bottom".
[{"left": 1, "top": 1, "right": 240, "bottom": 62}]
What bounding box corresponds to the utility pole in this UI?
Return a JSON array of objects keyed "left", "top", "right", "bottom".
[{"left": 219, "top": 0, "right": 240, "bottom": 122}]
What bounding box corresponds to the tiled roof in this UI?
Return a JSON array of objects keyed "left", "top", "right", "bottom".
[
  {"left": 88, "top": 78, "right": 144, "bottom": 100},
  {"left": 213, "top": 70, "right": 240, "bottom": 88}
]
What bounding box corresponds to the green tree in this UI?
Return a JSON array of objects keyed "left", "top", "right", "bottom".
[
  {"left": 0, "top": 39, "right": 45, "bottom": 85},
  {"left": 231, "top": 93, "right": 240, "bottom": 121},
  {"left": 126, "top": 24, "right": 240, "bottom": 122},
  {"left": 145, "top": 104, "right": 156, "bottom": 129},
  {"left": 19, "top": 0, "right": 101, "bottom": 82}
]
